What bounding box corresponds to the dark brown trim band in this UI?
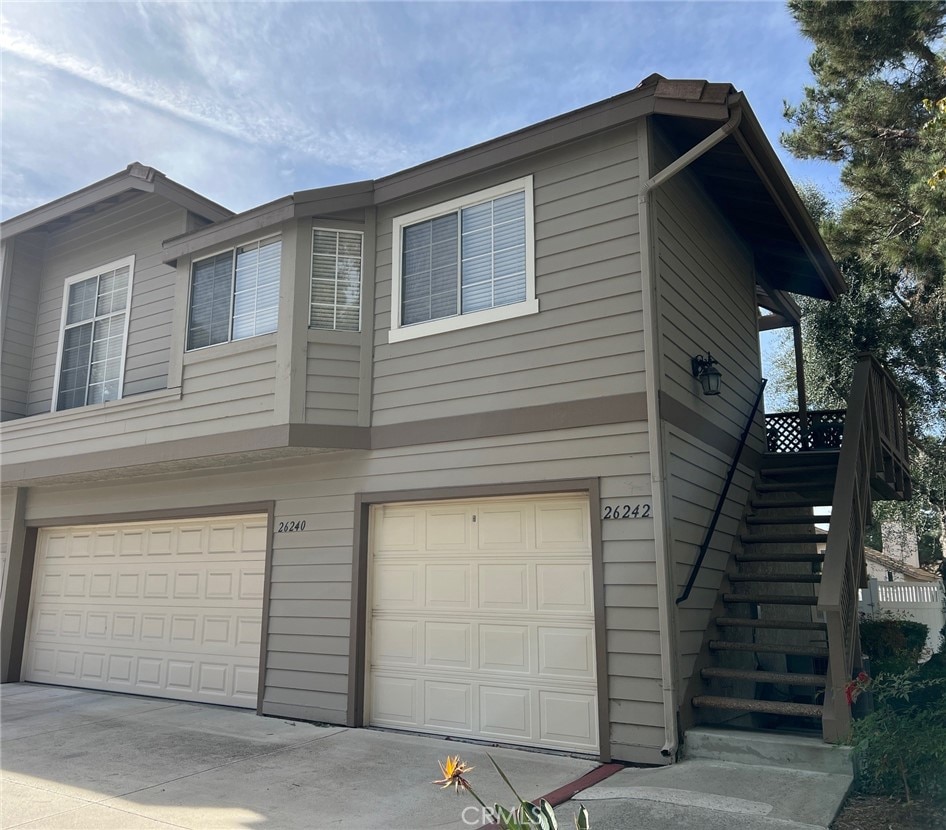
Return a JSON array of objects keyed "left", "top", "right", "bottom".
[
  {"left": 347, "top": 478, "right": 611, "bottom": 762},
  {"left": 658, "top": 390, "right": 762, "bottom": 469},
  {"left": 2, "top": 395, "right": 648, "bottom": 486},
  {"left": 371, "top": 393, "right": 646, "bottom": 450}
]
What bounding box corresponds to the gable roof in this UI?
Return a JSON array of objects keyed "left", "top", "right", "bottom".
[
  {"left": 865, "top": 546, "right": 941, "bottom": 583},
  {"left": 1, "top": 162, "right": 233, "bottom": 238},
  {"left": 161, "top": 76, "right": 843, "bottom": 301}
]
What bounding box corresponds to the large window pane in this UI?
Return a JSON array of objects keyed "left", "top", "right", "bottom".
[
  {"left": 400, "top": 214, "right": 457, "bottom": 326},
  {"left": 187, "top": 252, "right": 234, "bottom": 350},
  {"left": 56, "top": 259, "right": 132, "bottom": 411},
  {"left": 398, "top": 188, "right": 527, "bottom": 329}
]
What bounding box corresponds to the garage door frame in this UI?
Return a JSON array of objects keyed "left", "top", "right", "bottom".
[
  {"left": 13, "top": 501, "right": 275, "bottom": 714},
  {"left": 349, "top": 479, "right": 609, "bottom": 761}
]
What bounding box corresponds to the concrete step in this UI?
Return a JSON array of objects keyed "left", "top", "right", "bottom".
[
  {"left": 736, "top": 551, "right": 823, "bottom": 563},
  {"left": 746, "top": 514, "right": 832, "bottom": 525},
  {"left": 579, "top": 757, "right": 854, "bottom": 829},
  {"left": 692, "top": 695, "right": 823, "bottom": 718},
  {"left": 741, "top": 533, "right": 828, "bottom": 545},
  {"left": 701, "top": 667, "right": 827, "bottom": 686},
  {"left": 714, "top": 616, "right": 827, "bottom": 632},
  {"left": 728, "top": 573, "right": 821, "bottom": 583},
  {"left": 709, "top": 640, "right": 829, "bottom": 658},
  {"left": 723, "top": 593, "right": 818, "bottom": 606},
  {"left": 684, "top": 725, "right": 854, "bottom": 775}
]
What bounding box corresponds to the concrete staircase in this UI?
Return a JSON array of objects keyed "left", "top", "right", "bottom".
[{"left": 692, "top": 451, "right": 840, "bottom": 728}]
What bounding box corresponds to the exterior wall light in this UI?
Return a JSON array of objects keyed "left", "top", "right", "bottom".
[{"left": 691, "top": 352, "right": 722, "bottom": 396}]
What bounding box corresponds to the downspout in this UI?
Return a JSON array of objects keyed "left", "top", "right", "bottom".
[{"left": 637, "top": 102, "right": 742, "bottom": 760}]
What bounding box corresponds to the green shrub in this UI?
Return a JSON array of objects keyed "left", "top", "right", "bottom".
[
  {"left": 860, "top": 614, "right": 929, "bottom": 674},
  {"left": 851, "top": 669, "right": 946, "bottom": 803}
]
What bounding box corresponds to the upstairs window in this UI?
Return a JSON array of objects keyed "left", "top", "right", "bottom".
[
  {"left": 310, "top": 228, "right": 363, "bottom": 331},
  {"left": 54, "top": 256, "right": 134, "bottom": 411},
  {"left": 187, "top": 236, "right": 281, "bottom": 350},
  {"left": 389, "top": 176, "right": 537, "bottom": 342}
]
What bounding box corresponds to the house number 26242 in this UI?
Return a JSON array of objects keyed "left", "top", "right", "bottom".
[{"left": 602, "top": 504, "right": 651, "bottom": 519}]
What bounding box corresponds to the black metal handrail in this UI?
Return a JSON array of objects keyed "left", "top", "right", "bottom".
[{"left": 676, "top": 377, "right": 767, "bottom": 605}]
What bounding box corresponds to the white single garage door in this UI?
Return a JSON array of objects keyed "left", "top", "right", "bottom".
[
  {"left": 25, "top": 514, "right": 267, "bottom": 708},
  {"left": 368, "top": 494, "right": 599, "bottom": 753}
]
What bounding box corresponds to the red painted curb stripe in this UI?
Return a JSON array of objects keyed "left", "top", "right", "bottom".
[{"left": 478, "top": 762, "right": 624, "bottom": 829}]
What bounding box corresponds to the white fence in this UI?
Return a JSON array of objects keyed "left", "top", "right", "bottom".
[{"left": 859, "top": 579, "right": 946, "bottom": 656}]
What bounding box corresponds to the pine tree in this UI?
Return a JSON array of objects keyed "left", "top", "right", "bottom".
[{"left": 781, "top": 1, "right": 946, "bottom": 565}]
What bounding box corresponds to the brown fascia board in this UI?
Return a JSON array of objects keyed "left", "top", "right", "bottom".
[
  {"left": 292, "top": 180, "right": 374, "bottom": 215},
  {"left": 162, "top": 196, "right": 295, "bottom": 265},
  {"left": 727, "top": 97, "right": 846, "bottom": 300},
  {"left": 372, "top": 85, "right": 660, "bottom": 204},
  {"left": 1, "top": 163, "right": 233, "bottom": 239},
  {"left": 161, "top": 181, "right": 374, "bottom": 265}
]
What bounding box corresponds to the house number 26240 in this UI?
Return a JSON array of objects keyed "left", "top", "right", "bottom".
[
  {"left": 602, "top": 504, "right": 651, "bottom": 519},
  {"left": 276, "top": 520, "right": 307, "bottom": 533}
]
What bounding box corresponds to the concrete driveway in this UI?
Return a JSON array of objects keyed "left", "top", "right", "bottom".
[{"left": 0, "top": 684, "right": 598, "bottom": 830}]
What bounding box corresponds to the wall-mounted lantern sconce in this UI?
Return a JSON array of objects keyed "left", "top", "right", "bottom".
[{"left": 691, "top": 352, "right": 722, "bottom": 396}]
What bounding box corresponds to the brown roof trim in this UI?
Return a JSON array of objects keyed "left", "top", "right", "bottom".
[
  {"left": 1, "top": 163, "right": 233, "bottom": 238},
  {"left": 41, "top": 77, "right": 838, "bottom": 303},
  {"left": 161, "top": 180, "right": 375, "bottom": 264},
  {"left": 727, "top": 97, "right": 845, "bottom": 300}
]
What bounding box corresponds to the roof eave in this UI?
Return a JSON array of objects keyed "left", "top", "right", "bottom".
[
  {"left": 1, "top": 163, "right": 234, "bottom": 239},
  {"left": 727, "top": 96, "right": 846, "bottom": 301}
]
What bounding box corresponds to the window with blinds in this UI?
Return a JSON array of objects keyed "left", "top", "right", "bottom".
[
  {"left": 186, "top": 236, "right": 281, "bottom": 350},
  {"left": 54, "top": 257, "right": 134, "bottom": 411},
  {"left": 310, "top": 228, "right": 363, "bottom": 331},
  {"left": 390, "top": 177, "right": 536, "bottom": 342}
]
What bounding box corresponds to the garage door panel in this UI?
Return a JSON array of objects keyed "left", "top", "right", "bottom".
[
  {"left": 479, "top": 623, "right": 530, "bottom": 674},
  {"left": 478, "top": 563, "right": 529, "bottom": 610},
  {"left": 536, "top": 563, "right": 593, "bottom": 612},
  {"left": 424, "top": 564, "right": 471, "bottom": 608},
  {"left": 26, "top": 515, "right": 265, "bottom": 708},
  {"left": 368, "top": 495, "right": 598, "bottom": 753}
]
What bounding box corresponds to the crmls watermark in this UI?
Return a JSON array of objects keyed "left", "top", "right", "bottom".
[{"left": 460, "top": 805, "right": 494, "bottom": 826}]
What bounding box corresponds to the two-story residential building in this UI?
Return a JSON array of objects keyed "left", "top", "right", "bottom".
[{"left": 0, "top": 76, "right": 910, "bottom": 765}]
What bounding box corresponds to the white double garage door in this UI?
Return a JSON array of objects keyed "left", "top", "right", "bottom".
[
  {"left": 24, "top": 495, "right": 599, "bottom": 754},
  {"left": 24, "top": 514, "right": 267, "bottom": 708},
  {"left": 367, "top": 495, "right": 600, "bottom": 753}
]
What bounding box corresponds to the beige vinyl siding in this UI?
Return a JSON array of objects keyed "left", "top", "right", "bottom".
[
  {"left": 305, "top": 339, "right": 360, "bottom": 425},
  {"left": 652, "top": 130, "right": 764, "bottom": 455},
  {"left": 2, "top": 340, "right": 277, "bottom": 465},
  {"left": 23, "top": 421, "right": 665, "bottom": 763},
  {"left": 1, "top": 234, "right": 43, "bottom": 420},
  {"left": 372, "top": 127, "right": 643, "bottom": 425},
  {"left": 26, "top": 194, "right": 184, "bottom": 414},
  {"left": 650, "top": 127, "right": 764, "bottom": 696},
  {"left": 666, "top": 427, "right": 754, "bottom": 693}
]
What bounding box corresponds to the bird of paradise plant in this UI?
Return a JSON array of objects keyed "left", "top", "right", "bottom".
[{"left": 433, "top": 753, "right": 590, "bottom": 829}]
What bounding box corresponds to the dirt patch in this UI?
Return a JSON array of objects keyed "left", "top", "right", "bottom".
[{"left": 831, "top": 795, "right": 946, "bottom": 830}]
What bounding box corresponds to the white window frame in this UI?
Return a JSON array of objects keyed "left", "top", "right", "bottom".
[
  {"left": 51, "top": 255, "right": 135, "bottom": 412},
  {"left": 388, "top": 175, "right": 538, "bottom": 344},
  {"left": 310, "top": 227, "right": 364, "bottom": 332},
  {"left": 185, "top": 234, "right": 281, "bottom": 352}
]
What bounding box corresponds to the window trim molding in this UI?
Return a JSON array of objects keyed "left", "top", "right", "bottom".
[
  {"left": 51, "top": 254, "right": 136, "bottom": 413},
  {"left": 185, "top": 233, "right": 281, "bottom": 352},
  {"left": 309, "top": 226, "right": 365, "bottom": 333},
  {"left": 388, "top": 175, "right": 537, "bottom": 344}
]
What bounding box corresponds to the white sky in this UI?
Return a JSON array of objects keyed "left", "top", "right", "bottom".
[{"left": 1, "top": 0, "right": 846, "bottom": 220}]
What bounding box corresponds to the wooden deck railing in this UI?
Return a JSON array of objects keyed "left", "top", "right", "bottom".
[
  {"left": 765, "top": 410, "right": 846, "bottom": 452},
  {"left": 819, "top": 354, "right": 911, "bottom": 742}
]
